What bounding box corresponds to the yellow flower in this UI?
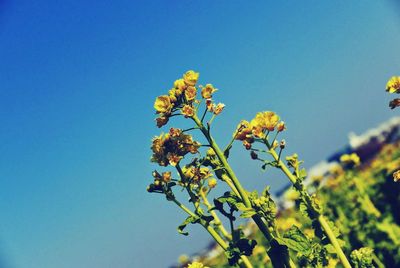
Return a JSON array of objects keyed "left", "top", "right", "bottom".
[
  {"left": 167, "top": 153, "right": 182, "bottom": 166},
  {"left": 181, "top": 105, "right": 195, "bottom": 118},
  {"left": 234, "top": 120, "right": 252, "bottom": 141},
  {"left": 340, "top": 153, "right": 360, "bottom": 166},
  {"left": 154, "top": 95, "right": 173, "bottom": 114},
  {"left": 393, "top": 170, "right": 400, "bottom": 182},
  {"left": 386, "top": 76, "right": 400, "bottom": 93},
  {"left": 250, "top": 111, "right": 280, "bottom": 132},
  {"left": 174, "top": 78, "right": 186, "bottom": 93},
  {"left": 185, "top": 86, "right": 197, "bottom": 101},
  {"left": 213, "top": 103, "right": 225, "bottom": 115},
  {"left": 208, "top": 178, "right": 217, "bottom": 188},
  {"left": 201, "top": 84, "right": 217, "bottom": 99},
  {"left": 183, "top": 70, "right": 199, "bottom": 86}
]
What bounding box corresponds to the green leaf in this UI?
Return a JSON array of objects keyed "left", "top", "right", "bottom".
[
  {"left": 299, "top": 201, "right": 310, "bottom": 217},
  {"left": 276, "top": 226, "right": 312, "bottom": 254},
  {"left": 240, "top": 208, "right": 257, "bottom": 218},
  {"left": 177, "top": 215, "right": 199, "bottom": 236},
  {"left": 299, "top": 168, "right": 307, "bottom": 179}
]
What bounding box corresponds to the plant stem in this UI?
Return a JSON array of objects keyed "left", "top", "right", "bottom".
[
  {"left": 372, "top": 252, "right": 385, "bottom": 268},
  {"left": 199, "top": 189, "right": 232, "bottom": 240},
  {"left": 171, "top": 198, "right": 253, "bottom": 268},
  {"left": 192, "top": 114, "right": 295, "bottom": 268},
  {"left": 318, "top": 216, "right": 352, "bottom": 268},
  {"left": 266, "top": 144, "right": 352, "bottom": 268}
]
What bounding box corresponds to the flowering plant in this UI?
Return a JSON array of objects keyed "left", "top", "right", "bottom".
[{"left": 148, "top": 71, "right": 399, "bottom": 267}]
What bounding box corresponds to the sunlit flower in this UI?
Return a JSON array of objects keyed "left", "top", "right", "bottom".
[
  {"left": 393, "top": 170, "right": 400, "bottom": 182},
  {"left": 386, "top": 76, "right": 400, "bottom": 93},
  {"left": 185, "top": 86, "right": 197, "bottom": 101},
  {"left": 234, "top": 120, "right": 252, "bottom": 141},
  {"left": 181, "top": 105, "right": 195, "bottom": 118},
  {"left": 174, "top": 78, "right": 186, "bottom": 94},
  {"left": 208, "top": 178, "right": 217, "bottom": 188},
  {"left": 154, "top": 95, "right": 173, "bottom": 114},
  {"left": 201, "top": 84, "right": 217, "bottom": 99},
  {"left": 183, "top": 70, "right": 199, "bottom": 86},
  {"left": 250, "top": 111, "right": 280, "bottom": 132},
  {"left": 213, "top": 103, "right": 225, "bottom": 115}
]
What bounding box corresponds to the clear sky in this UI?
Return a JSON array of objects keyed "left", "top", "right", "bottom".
[{"left": 1, "top": 1, "right": 400, "bottom": 267}]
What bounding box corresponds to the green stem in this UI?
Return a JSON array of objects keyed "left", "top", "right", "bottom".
[
  {"left": 319, "top": 216, "right": 352, "bottom": 268},
  {"left": 372, "top": 252, "right": 385, "bottom": 268},
  {"left": 192, "top": 114, "right": 295, "bottom": 268},
  {"left": 266, "top": 144, "right": 352, "bottom": 268},
  {"left": 199, "top": 189, "right": 232, "bottom": 240},
  {"left": 172, "top": 198, "right": 253, "bottom": 268}
]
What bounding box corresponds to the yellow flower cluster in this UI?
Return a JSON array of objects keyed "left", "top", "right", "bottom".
[
  {"left": 234, "top": 111, "right": 284, "bottom": 149},
  {"left": 386, "top": 76, "right": 400, "bottom": 94},
  {"left": 340, "top": 153, "right": 360, "bottom": 167},
  {"left": 154, "top": 70, "right": 200, "bottom": 127},
  {"left": 154, "top": 70, "right": 225, "bottom": 126},
  {"left": 151, "top": 128, "right": 200, "bottom": 166},
  {"left": 182, "top": 165, "right": 212, "bottom": 182}
]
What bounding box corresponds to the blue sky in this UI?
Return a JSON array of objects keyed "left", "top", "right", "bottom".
[{"left": 1, "top": 1, "right": 400, "bottom": 267}]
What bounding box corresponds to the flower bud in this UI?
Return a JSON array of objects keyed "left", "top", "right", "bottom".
[
  {"left": 277, "top": 121, "right": 286, "bottom": 132},
  {"left": 280, "top": 139, "right": 286, "bottom": 149},
  {"left": 250, "top": 151, "right": 258, "bottom": 160},
  {"left": 208, "top": 178, "right": 217, "bottom": 189},
  {"left": 272, "top": 140, "right": 279, "bottom": 150}
]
